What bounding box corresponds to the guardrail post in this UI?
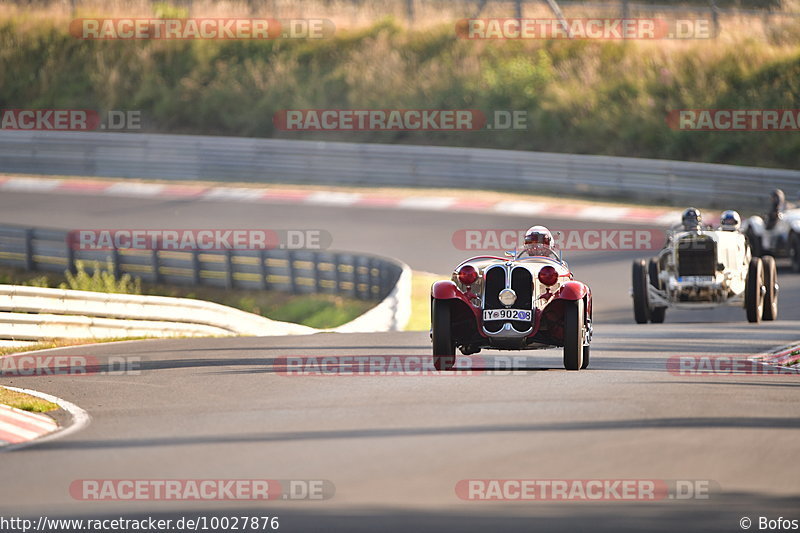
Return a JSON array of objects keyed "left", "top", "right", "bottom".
[
  {"left": 368, "top": 258, "right": 378, "bottom": 301},
  {"left": 151, "top": 248, "right": 161, "bottom": 284},
  {"left": 24, "top": 228, "right": 35, "bottom": 271},
  {"left": 259, "top": 250, "right": 268, "bottom": 290},
  {"left": 288, "top": 250, "right": 298, "bottom": 294},
  {"left": 357, "top": 256, "right": 367, "bottom": 301},
  {"left": 225, "top": 250, "right": 235, "bottom": 289},
  {"left": 709, "top": 0, "right": 720, "bottom": 37},
  {"left": 313, "top": 254, "right": 322, "bottom": 293},
  {"left": 333, "top": 253, "right": 342, "bottom": 295},
  {"left": 66, "top": 234, "right": 76, "bottom": 275},
  {"left": 111, "top": 246, "right": 121, "bottom": 279},
  {"left": 190, "top": 250, "right": 200, "bottom": 285}
]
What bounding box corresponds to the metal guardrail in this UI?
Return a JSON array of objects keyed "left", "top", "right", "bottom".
[
  {"left": 0, "top": 131, "right": 797, "bottom": 208},
  {"left": 0, "top": 225, "right": 412, "bottom": 340},
  {"left": 0, "top": 284, "right": 315, "bottom": 340},
  {"left": 0, "top": 224, "right": 402, "bottom": 303}
]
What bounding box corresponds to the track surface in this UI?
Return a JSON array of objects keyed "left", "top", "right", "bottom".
[{"left": 0, "top": 190, "right": 798, "bottom": 532}]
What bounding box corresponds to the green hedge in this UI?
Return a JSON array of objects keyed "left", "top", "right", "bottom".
[{"left": 1, "top": 18, "right": 798, "bottom": 168}]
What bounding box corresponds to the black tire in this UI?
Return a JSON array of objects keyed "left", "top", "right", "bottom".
[
  {"left": 648, "top": 258, "right": 666, "bottom": 324},
  {"left": 632, "top": 259, "right": 649, "bottom": 324},
  {"left": 746, "top": 227, "right": 763, "bottom": 257},
  {"left": 432, "top": 299, "right": 455, "bottom": 370},
  {"left": 563, "top": 299, "right": 584, "bottom": 371},
  {"left": 745, "top": 257, "right": 764, "bottom": 323},
  {"left": 790, "top": 232, "right": 800, "bottom": 273},
  {"left": 580, "top": 344, "right": 590, "bottom": 369},
  {"left": 762, "top": 255, "right": 778, "bottom": 321}
]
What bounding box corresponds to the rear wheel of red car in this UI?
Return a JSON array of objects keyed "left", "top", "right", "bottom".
[
  {"left": 432, "top": 299, "right": 455, "bottom": 371},
  {"left": 563, "top": 299, "right": 584, "bottom": 371},
  {"left": 632, "top": 259, "right": 649, "bottom": 324},
  {"left": 745, "top": 257, "right": 764, "bottom": 323},
  {"left": 761, "top": 255, "right": 778, "bottom": 321}
]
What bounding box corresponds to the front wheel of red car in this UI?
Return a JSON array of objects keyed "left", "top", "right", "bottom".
[
  {"left": 563, "top": 299, "right": 584, "bottom": 371},
  {"left": 580, "top": 344, "right": 590, "bottom": 369},
  {"left": 432, "top": 299, "right": 455, "bottom": 371}
]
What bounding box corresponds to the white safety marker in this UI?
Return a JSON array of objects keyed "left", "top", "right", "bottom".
[
  {"left": 305, "top": 191, "right": 362, "bottom": 205},
  {"left": 398, "top": 197, "right": 456, "bottom": 210},
  {"left": 105, "top": 182, "right": 166, "bottom": 197},
  {"left": 1, "top": 177, "right": 61, "bottom": 192}
]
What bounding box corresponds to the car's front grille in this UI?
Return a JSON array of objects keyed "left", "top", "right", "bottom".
[
  {"left": 510, "top": 267, "right": 533, "bottom": 331},
  {"left": 483, "top": 266, "right": 506, "bottom": 333},
  {"left": 677, "top": 237, "right": 717, "bottom": 277},
  {"left": 482, "top": 265, "right": 533, "bottom": 333}
]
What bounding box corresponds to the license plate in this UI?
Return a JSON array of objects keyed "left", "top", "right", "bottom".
[
  {"left": 483, "top": 309, "right": 532, "bottom": 321},
  {"left": 677, "top": 276, "right": 713, "bottom": 283}
]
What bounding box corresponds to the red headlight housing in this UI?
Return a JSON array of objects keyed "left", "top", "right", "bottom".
[
  {"left": 457, "top": 265, "right": 478, "bottom": 286},
  {"left": 538, "top": 265, "right": 559, "bottom": 286}
]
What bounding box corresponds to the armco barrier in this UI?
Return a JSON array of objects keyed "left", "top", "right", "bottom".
[
  {"left": 0, "top": 284, "right": 314, "bottom": 340},
  {"left": 0, "top": 225, "right": 401, "bottom": 302},
  {"left": 0, "top": 131, "right": 798, "bottom": 207},
  {"left": 0, "top": 225, "right": 412, "bottom": 340}
]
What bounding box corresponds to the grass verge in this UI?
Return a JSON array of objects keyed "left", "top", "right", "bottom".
[
  {"left": 0, "top": 387, "right": 58, "bottom": 413},
  {"left": 0, "top": 337, "right": 151, "bottom": 358},
  {"left": 405, "top": 271, "right": 444, "bottom": 332}
]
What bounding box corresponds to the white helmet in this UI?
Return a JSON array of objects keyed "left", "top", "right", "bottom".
[
  {"left": 719, "top": 210, "right": 741, "bottom": 231},
  {"left": 524, "top": 226, "right": 553, "bottom": 256}
]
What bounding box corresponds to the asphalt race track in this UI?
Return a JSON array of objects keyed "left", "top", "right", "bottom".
[{"left": 0, "top": 189, "right": 798, "bottom": 532}]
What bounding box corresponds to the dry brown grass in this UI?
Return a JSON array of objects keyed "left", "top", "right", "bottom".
[{"left": 1, "top": 0, "right": 797, "bottom": 42}]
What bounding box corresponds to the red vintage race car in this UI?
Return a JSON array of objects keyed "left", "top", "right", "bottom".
[{"left": 430, "top": 226, "right": 593, "bottom": 371}]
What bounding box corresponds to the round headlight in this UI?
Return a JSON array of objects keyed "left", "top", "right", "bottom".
[
  {"left": 458, "top": 265, "right": 478, "bottom": 286},
  {"left": 538, "top": 265, "right": 559, "bottom": 286},
  {"left": 498, "top": 288, "right": 517, "bottom": 307}
]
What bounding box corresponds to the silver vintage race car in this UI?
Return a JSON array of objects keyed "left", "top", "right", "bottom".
[
  {"left": 431, "top": 226, "right": 592, "bottom": 371},
  {"left": 742, "top": 189, "right": 800, "bottom": 272},
  {"left": 633, "top": 208, "right": 778, "bottom": 324}
]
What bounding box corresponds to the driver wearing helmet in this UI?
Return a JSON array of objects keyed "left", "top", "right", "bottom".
[
  {"left": 524, "top": 225, "right": 558, "bottom": 259},
  {"left": 766, "top": 188, "right": 785, "bottom": 230},
  {"left": 681, "top": 207, "right": 702, "bottom": 231},
  {"left": 719, "top": 210, "right": 741, "bottom": 231}
]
